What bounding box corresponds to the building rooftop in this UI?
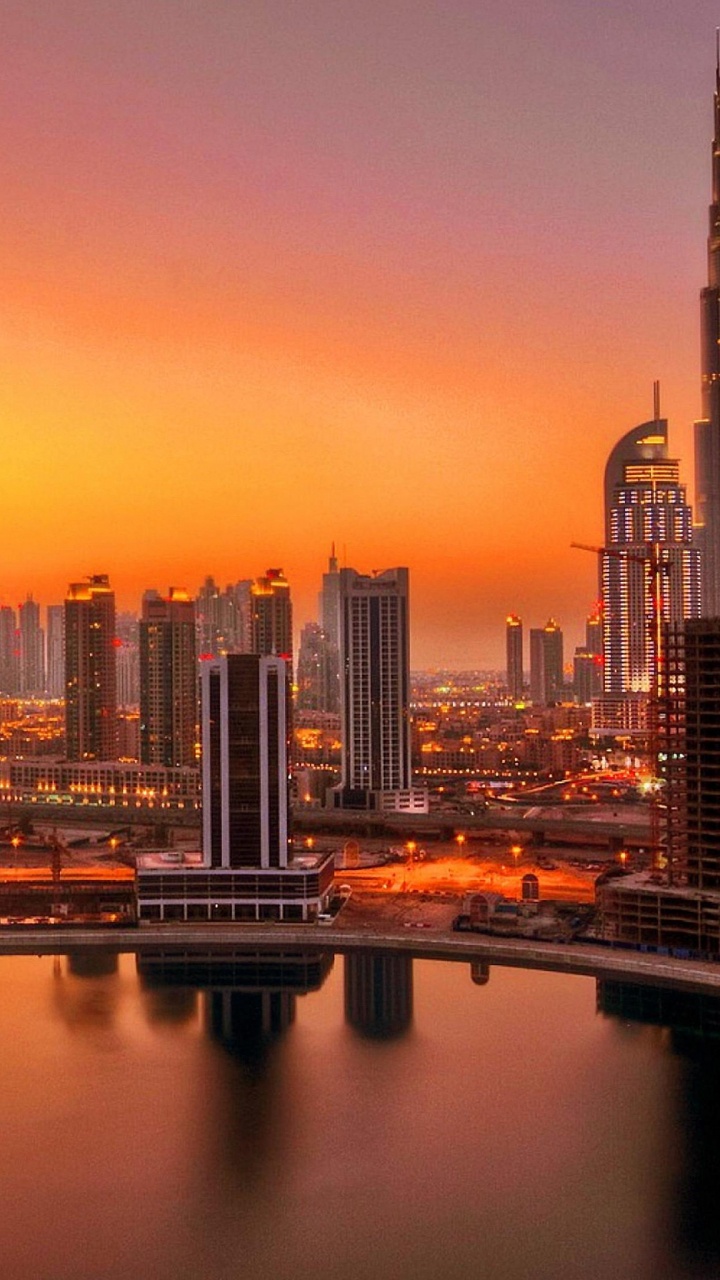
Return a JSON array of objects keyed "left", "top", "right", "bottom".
[
  {"left": 601, "top": 871, "right": 720, "bottom": 904},
  {"left": 136, "top": 850, "right": 333, "bottom": 872}
]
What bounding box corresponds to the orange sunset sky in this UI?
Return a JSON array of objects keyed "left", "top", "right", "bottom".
[{"left": 2, "top": 1, "right": 718, "bottom": 666}]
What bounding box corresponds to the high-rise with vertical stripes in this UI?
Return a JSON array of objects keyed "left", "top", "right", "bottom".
[
  {"left": 695, "top": 41, "right": 720, "bottom": 616},
  {"left": 335, "top": 567, "right": 423, "bottom": 811}
]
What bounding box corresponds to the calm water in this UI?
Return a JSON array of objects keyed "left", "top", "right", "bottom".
[{"left": 1, "top": 947, "right": 719, "bottom": 1280}]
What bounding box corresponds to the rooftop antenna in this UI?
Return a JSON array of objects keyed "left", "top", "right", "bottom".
[{"left": 653, "top": 379, "right": 661, "bottom": 422}]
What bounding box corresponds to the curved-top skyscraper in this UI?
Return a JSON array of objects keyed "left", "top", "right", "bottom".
[
  {"left": 695, "top": 40, "right": 720, "bottom": 616},
  {"left": 601, "top": 403, "right": 701, "bottom": 700}
]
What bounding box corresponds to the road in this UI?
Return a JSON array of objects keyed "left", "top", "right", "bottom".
[{"left": 0, "top": 917, "right": 717, "bottom": 995}]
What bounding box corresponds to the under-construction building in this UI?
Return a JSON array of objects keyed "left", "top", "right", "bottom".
[{"left": 598, "top": 617, "right": 720, "bottom": 954}]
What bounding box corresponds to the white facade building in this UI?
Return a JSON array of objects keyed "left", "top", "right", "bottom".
[{"left": 335, "top": 567, "right": 424, "bottom": 811}]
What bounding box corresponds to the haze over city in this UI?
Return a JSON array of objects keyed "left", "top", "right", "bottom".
[{"left": 4, "top": 1, "right": 719, "bottom": 664}]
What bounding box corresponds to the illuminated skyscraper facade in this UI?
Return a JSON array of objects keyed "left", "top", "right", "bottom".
[
  {"left": 46, "top": 605, "right": 65, "bottom": 698},
  {"left": 602, "top": 411, "right": 701, "bottom": 698},
  {"left": 19, "top": 596, "right": 44, "bottom": 695},
  {"left": 0, "top": 607, "right": 18, "bottom": 695},
  {"left": 695, "top": 48, "right": 720, "bottom": 616},
  {"left": 65, "top": 575, "right": 117, "bottom": 761},
  {"left": 251, "top": 569, "right": 292, "bottom": 663},
  {"left": 505, "top": 614, "right": 523, "bottom": 701},
  {"left": 139, "top": 589, "right": 196, "bottom": 768},
  {"left": 337, "top": 567, "right": 415, "bottom": 809}
]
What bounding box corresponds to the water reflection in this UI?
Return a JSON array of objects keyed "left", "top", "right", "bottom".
[
  {"left": 3, "top": 949, "right": 719, "bottom": 1280},
  {"left": 470, "top": 960, "right": 491, "bottom": 986},
  {"left": 49, "top": 947, "right": 121, "bottom": 1035},
  {"left": 598, "top": 980, "right": 720, "bottom": 1278},
  {"left": 142, "top": 986, "right": 198, "bottom": 1026},
  {"left": 344, "top": 951, "right": 413, "bottom": 1039},
  {"left": 66, "top": 948, "right": 119, "bottom": 979},
  {"left": 137, "top": 947, "right": 334, "bottom": 1064}
]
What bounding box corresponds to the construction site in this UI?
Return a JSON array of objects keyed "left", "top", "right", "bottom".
[{"left": 0, "top": 827, "right": 137, "bottom": 926}]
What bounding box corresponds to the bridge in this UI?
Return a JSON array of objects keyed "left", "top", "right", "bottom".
[{"left": 292, "top": 804, "right": 651, "bottom": 850}]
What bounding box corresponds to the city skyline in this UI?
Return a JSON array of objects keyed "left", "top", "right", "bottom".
[{"left": 4, "top": 5, "right": 720, "bottom": 667}]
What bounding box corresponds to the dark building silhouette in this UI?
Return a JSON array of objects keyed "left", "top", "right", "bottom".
[
  {"left": 695, "top": 46, "right": 720, "bottom": 616},
  {"left": 598, "top": 978, "right": 720, "bottom": 1275},
  {"left": 137, "top": 947, "right": 333, "bottom": 1062},
  {"left": 344, "top": 951, "right": 413, "bottom": 1039}
]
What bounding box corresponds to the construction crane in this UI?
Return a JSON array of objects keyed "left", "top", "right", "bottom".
[
  {"left": 571, "top": 540, "right": 671, "bottom": 869},
  {"left": 46, "top": 829, "right": 65, "bottom": 890}
]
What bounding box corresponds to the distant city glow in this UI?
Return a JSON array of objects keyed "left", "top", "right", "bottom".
[{"left": 1, "top": 6, "right": 714, "bottom": 665}]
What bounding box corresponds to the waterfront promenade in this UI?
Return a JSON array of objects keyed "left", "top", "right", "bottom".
[{"left": 0, "top": 919, "right": 718, "bottom": 994}]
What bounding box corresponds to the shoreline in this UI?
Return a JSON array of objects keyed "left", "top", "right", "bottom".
[{"left": 0, "top": 920, "right": 718, "bottom": 994}]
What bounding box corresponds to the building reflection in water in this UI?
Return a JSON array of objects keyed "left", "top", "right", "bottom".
[
  {"left": 470, "top": 961, "right": 490, "bottom": 986},
  {"left": 137, "top": 947, "right": 334, "bottom": 1065},
  {"left": 137, "top": 947, "right": 334, "bottom": 1198},
  {"left": 67, "top": 948, "right": 119, "bottom": 979},
  {"left": 344, "top": 951, "right": 413, "bottom": 1039},
  {"left": 142, "top": 985, "right": 198, "bottom": 1027},
  {"left": 598, "top": 979, "right": 720, "bottom": 1276},
  {"left": 49, "top": 948, "right": 121, "bottom": 1034}
]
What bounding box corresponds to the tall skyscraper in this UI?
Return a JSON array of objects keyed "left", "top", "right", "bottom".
[
  {"left": 573, "top": 607, "right": 603, "bottom": 704},
  {"left": 195, "top": 576, "right": 252, "bottom": 657},
  {"left": 138, "top": 651, "right": 334, "bottom": 922},
  {"left": 695, "top": 46, "right": 720, "bottom": 616},
  {"left": 336, "top": 567, "right": 417, "bottom": 810},
  {"left": 529, "top": 620, "right": 564, "bottom": 705},
  {"left": 296, "top": 621, "right": 340, "bottom": 714},
  {"left": 45, "top": 605, "right": 65, "bottom": 698},
  {"left": 18, "top": 597, "right": 44, "bottom": 696},
  {"left": 251, "top": 568, "right": 292, "bottom": 662},
  {"left": 65, "top": 575, "right": 117, "bottom": 761},
  {"left": 320, "top": 544, "right": 341, "bottom": 650},
  {"left": 505, "top": 614, "right": 523, "bottom": 701},
  {"left": 0, "top": 607, "right": 19, "bottom": 696},
  {"left": 602, "top": 405, "right": 701, "bottom": 698},
  {"left": 139, "top": 588, "right": 196, "bottom": 768},
  {"left": 202, "top": 653, "right": 289, "bottom": 869},
  {"left": 115, "top": 610, "right": 140, "bottom": 707},
  {"left": 585, "top": 608, "right": 603, "bottom": 659}
]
